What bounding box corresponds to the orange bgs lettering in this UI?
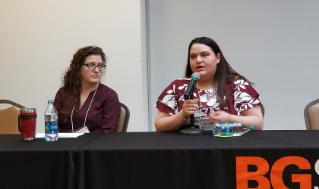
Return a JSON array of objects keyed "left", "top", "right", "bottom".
[{"left": 236, "top": 156, "right": 312, "bottom": 189}]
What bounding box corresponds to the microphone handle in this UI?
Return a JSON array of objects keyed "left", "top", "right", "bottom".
[
  {"left": 190, "top": 114, "right": 195, "bottom": 127},
  {"left": 184, "top": 80, "right": 197, "bottom": 99}
]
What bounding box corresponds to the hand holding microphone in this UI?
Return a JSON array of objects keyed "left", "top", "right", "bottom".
[
  {"left": 184, "top": 72, "right": 200, "bottom": 99},
  {"left": 181, "top": 99, "right": 198, "bottom": 119},
  {"left": 181, "top": 72, "right": 200, "bottom": 119}
]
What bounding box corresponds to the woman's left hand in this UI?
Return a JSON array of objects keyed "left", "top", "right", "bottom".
[
  {"left": 209, "top": 106, "right": 264, "bottom": 130},
  {"left": 209, "top": 110, "right": 231, "bottom": 123}
]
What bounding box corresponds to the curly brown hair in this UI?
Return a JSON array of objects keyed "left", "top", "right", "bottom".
[{"left": 62, "top": 46, "right": 107, "bottom": 122}]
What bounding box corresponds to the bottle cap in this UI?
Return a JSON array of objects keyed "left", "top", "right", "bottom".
[
  {"left": 250, "top": 125, "right": 254, "bottom": 131},
  {"left": 48, "top": 100, "right": 53, "bottom": 103}
]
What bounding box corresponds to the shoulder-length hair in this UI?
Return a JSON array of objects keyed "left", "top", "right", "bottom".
[{"left": 185, "top": 37, "right": 252, "bottom": 111}]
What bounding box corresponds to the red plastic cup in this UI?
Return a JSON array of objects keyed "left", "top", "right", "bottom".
[{"left": 18, "top": 108, "right": 37, "bottom": 141}]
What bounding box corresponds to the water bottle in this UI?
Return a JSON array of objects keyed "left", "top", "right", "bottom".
[
  {"left": 44, "top": 100, "right": 58, "bottom": 141},
  {"left": 212, "top": 123, "right": 254, "bottom": 137}
]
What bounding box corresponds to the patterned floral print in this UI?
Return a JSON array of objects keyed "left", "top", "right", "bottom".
[{"left": 155, "top": 77, "right": 262, "bottom": 121}]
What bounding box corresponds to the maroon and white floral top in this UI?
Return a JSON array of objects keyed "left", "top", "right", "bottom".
[
  {"left": 54, "top": 83, "right": 121, "bottom": 133},
  {"left": 155, "top": 77, "right": 262, "bottom": 125}
]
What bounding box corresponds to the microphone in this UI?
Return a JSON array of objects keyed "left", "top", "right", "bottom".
[{"left": 184, "top": 72, "right": 200, "bottom": 99}]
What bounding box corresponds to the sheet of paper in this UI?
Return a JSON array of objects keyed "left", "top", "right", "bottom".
[{"left": 35, "top": 133, "right": 84, "bottom": 138}]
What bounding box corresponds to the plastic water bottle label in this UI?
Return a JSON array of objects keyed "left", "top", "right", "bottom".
[
  {"left": 45, "top": 121, "right": 58, "bottom": 134},
  {"left": 222, "top": 123, "right": 234, "bottom": 126},
  {"left": 220, "top": 126, "right": 234, "bottom": 136}
]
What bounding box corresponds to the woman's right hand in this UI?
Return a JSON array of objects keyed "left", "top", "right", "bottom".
[
  {"left": 154, "top": 98, "right": 199, "bottom": 132},
  {"left": 181, "top": 99, "right": 198, "bottom": 119}
]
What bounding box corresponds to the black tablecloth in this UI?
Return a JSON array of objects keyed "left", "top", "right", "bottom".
[
  {"left": 0, "top": 134, "right": 103, "bottom": 189},
  {"left": 79, "top": 131, "right": 319, "bottom": 189}
]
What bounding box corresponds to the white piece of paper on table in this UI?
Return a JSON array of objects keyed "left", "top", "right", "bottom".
[{"left": 36, "top": 133, "right": 84, "bottom": 138}]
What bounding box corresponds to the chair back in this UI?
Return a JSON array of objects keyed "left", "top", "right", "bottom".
[
  {"left": 0, "top": 99, "right": 25, "bottom": 134},
  {"left": 115, "top": 102, "right": 130, "bottom": 132},
  {"left": 261, "top": 105, "right": 265, "bottom": 117},
  {"left": 304, "top": 98, "right": 319, "bottom": 130}
]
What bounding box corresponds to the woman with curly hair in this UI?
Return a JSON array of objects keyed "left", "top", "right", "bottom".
[
  {"left": 155, "top": 37, "right": 263, "bottom": 132},
  {"left": 53, "top": 46, "right": 121, "bottom": 133}
]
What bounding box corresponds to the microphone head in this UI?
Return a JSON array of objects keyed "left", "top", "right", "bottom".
[{"left": 191, "top": 72, "right": 200, "bottom": 80}]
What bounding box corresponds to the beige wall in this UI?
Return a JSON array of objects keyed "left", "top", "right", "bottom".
[{"left": 0, "top": 0, "right": 148, "bottom": 132}]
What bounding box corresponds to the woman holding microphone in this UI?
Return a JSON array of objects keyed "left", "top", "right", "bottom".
[{"left": 155, "top": 37, "right": 263, "bottom": 131}]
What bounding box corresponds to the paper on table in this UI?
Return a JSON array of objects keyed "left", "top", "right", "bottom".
[{"left": 36, "top": 133, "right": 84, "bottom": 138}]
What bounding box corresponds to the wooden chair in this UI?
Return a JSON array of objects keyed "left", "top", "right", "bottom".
[
  {"left": 115, "top": 102, "right": 130, "bottom": 132},
  {"left": 304, "top": 98, "right": 319, "bottom": 130},
  {"left": 0, "top": 99, "right": 25, "bottom": 134}
]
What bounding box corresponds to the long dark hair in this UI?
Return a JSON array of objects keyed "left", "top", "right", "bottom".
[
  {"left": 62, "top": 46, "right": 107, "bottom": 122},
  {"left": 185, "top": 37, "right": 252, "bottom": 111}
]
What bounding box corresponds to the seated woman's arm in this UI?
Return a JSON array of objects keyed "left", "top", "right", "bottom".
[
  {"left": 209, "top": 105, "right": 264, "bottom": 130},
  {"left": 154, "top": 111, "right": 184, "bottom": 132},
  {"left": 101, "top": 91, "right": 121, "bottom": 133},
  {"left": 155, "top": 98, "right": 197, "bottom": 132},
  {"left": 53, "top": 88, "right": 65, "bottom": 132}
]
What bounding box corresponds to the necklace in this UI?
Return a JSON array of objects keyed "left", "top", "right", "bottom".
[
  {"left": 196, "top": 87, "right": 203, "bottom": 121},
  {"left": 195, "top": 85, "right": 217, "bottom": 122},
  {"left": 70, "top": 84, "right": 99, "bottom": 133}
]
